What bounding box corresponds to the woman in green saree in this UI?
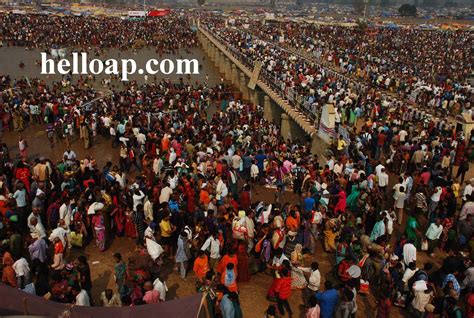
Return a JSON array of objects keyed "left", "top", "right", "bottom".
[{"left": 404, "top": 212, "right": 421, "bottom": 247}]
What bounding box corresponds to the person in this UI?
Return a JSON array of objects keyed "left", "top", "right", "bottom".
[
  {"left": 316, "top": 281, "right": 339, "bottom": 318},
  {"left": 201, "top": 230, "right": 220, "bottom": 271},
  {"left": 335, "top": 288, "right": 356, "bottom": 318},
  {"left": 218, "top": 285, "right": 234, "bottom": 318},
  {"left": 221, "top": 263, "right": 238, "bottom": 292},
  {"left": 76, "top": 256, "right": 92, "bottom": 304},
  {"left": 113, "top": 252, "right": 127, "bottom": 296},
  {"left": 301, "top": 262, "right": 321, "bottom": 307},
  {"left": 143, "top": 281, "right": 160, "bottom": 304},
  {"left": 176, "top": 229, "right": 191, "bottom": 279},
  {"left": 306, "top": 296, "right": 321, "bottom": 318},
  {"left": 159, "top": 212, "right": 176, "bottom": 258},
  {"left": 393, "top": 186, "right": 407, "bottom": 225},
  {"left": 403, "top": 239, "right": 417, "bottom": 266},
  {"left": 376, "top": 290, "right": 392, "bottom": 318},
  {"left": 274, "top": 268, "right": 293, "bottom": 317},
  {"left": 229, "top": 292, "right": 243, "bottom": 318},
  {"left": 72, "top": 285, "right": 90, "bottom": 306},
  {"left": 152, "top": 275, "right": 168, "bottom": 302},
  {"left": 91, "top": 210, "right": 106, "bottom": 252},
  {"left": 265, "top": 304, "right": 279, "bottom": 318},
  {"left": 2, "top": 252, "right": 16, "bottom": 287},
  {"left": 290, "top": 243, "right": 307, "bottom": 289},
  {"left": 193, "top": 250, "right": 210, "bottom": 282},
  {"left": 51, "top": 237, "right": 65, "bottom": 271},
  {"left": 101, "top": 289, "right": 121, "bottom": 307},
  {"left": 12, "top": 256, "right": 30, "bottom": 289},
  {"left": 425, "top": 218, "right": 443, "bottom": 256}
]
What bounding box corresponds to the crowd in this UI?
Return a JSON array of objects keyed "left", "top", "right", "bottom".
[
  {"left": 0, "top": 13, "right": 197, "bottom": 53},
  {"left": 0, "top": 10, "right": 472, "bottom": 318},
  {"left": 200, "top": 14, "right": 472, "bottom": 120}
]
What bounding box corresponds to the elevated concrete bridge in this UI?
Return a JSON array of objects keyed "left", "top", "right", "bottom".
[{"left": 196, "top": 25, "right": 325, "bottom": 153}]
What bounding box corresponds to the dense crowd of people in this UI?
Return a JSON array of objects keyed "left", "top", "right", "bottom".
[
  {"left": 0, "top": 13, "right": 197, "bottom": 52},
  {"left": 0, "top": 9, "right": 472, "bottom": 318},
  {"left": 200, "top": 14, "right": 472, "bottom": 121}
]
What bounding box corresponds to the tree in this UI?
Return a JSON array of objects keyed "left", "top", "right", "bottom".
[
  {"left": 197, "top": 0, "right": 205, "bottom": 6},
  {"left": 398, "top": 4, "right": 417, "bottom": 16}
]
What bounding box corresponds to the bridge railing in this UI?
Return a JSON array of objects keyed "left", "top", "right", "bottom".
[{"left": 205, "top": 26, "right": 320, "bottom": 127}]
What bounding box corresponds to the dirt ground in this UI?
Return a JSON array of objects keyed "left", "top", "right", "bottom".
[{"left": 3, "top": 121, "right": 471, "bottom": 318}]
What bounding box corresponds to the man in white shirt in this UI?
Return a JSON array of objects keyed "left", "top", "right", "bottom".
[
  {"left": 375, "top": 162, "right": 385, "bottom": 177},
  {"left": 402, "top": 262, "right": 418, "bottom": 288},
  {"left": 59, "top": 198, "right": 73, "bottom": 228},
  {"left": 378, "top": 168, "right": 389, "bottom": 199},
  {"left": 425, "top": 218, "right": 443, "bottom": 256},
  {"left": 215, "top": 176, "right": 228, "bottom": 202},
  {"left": 403, "top": 240, "right": 417, "bottom": 266},
  {"left": 429, "top": 186, "right": 442, "bottom": 219},
  {"left": 301, "top": 262, "right": 321, "bottom": 307},
  {"left": 153, "top": 276, "right": 168, "bottom": 302},
  {"left": 132, "top": 189, "right": 145, "bottom": 212},
  {"left": 73, "top": 286, "right": 90, "bottom": 306},
  {"left": 159, "top": 183, "right": 173, "bottom": 204},
  {"left": 201, "top": 232, "right": 220, "bottom": 271},
  {"left": 463, "top": 179, "right": 474, "bottom": 201}
]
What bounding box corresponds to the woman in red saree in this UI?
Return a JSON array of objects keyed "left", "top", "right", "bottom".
[
  {"left": 15, "top": 161, "right": 31, "bottom": 193},
  {"left": 236, "top": 241, "right": 250, "bottom": 283},
  {"left": 125, "top": 207, "right": 137, "bottom": 239}
]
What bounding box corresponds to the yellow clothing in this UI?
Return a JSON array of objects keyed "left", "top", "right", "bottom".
[
  {"left": 160, "top": 220, "right": 172, "bottom": 237},
  {"left": 337, "top": 139, "right": 347, "bottom": 151}
]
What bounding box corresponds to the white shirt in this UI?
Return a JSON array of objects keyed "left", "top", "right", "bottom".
[
  {"left": 13, "top": 257, "right": 30, "bottom": 278},
  {"left": 375, "top": 164, "right": 385, "bottom": 177},
  {"left": 201, "top": 236, "right": 220, "bottom": 259},
  {"left": 300, "top": 268, "right": 321, "bottom": 291},
  {"left": 250, "top": 164, "right": 259, "bottom": 178},
  {"left": 272, "top": 254, "right": 289, "bottom": 267},
  {"left": 59, "top": 203, "right": 72, "bottom": 227},
  {"left": 49, "top": 226, "right": 68, "bottom": 247},
  {"left": 75, "top": 289, "right": 91, "bottom": 306},
  {"left": 426, "top": 223, "right": 443, "bottom": 240},
  {"left": 216, "top": 179, "right": 228, "bottom": 200},
  {"left": 159, "top": 186, "right": 173, "bottom": 204},
  {"left": 431, "top": 187, "right": 442, "bottom": 202},
  {"left": 153, "top": 278, "right": 168, "bottom": 302},
  {"left": 463, "top": 184, "right": 473, "bottom": 201},
  {"left": 378, "top": 172, "right": 389, "bottom": 187},
  {"left": 132, "top": 190, "right": 145, "bottom": 212},
  {"left": 402, "top": 267, "right": 419, "bottom": 284},
  {"left": 403, "top": 243, "right": 417, "bottom": 266}
]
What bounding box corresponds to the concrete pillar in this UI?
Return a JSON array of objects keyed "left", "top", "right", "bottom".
[
  {"left": 240, "top": 72, "right": 249, "bottom": 101},
  {"left": 264, "top": 95, "right": 272, "bottom": 122},
  {"left": 214, "top": 48, "right": 220, "bottom": 68},
  {"left": 251, "top": 90, "right": 259, "bottom": 106},
  {"left": 210, "top": 45, "right": 216, "bottom": 62},
  {"left": 204, "top": 39, "right": 210, "bottom": 54},
  {"left": 231, "top": 64, "right": 238, "bottom": 86},
  {"left": 281, "top": 113, "right": 291, "bottom": 141},
  {"left": 225, "top": 58, "right": 232, "bottom": 81},
  {"left": 219, "top": 52, "right": 226, "bottom": 73}
]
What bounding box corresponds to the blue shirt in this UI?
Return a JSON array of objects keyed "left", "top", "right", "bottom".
[
  {"left": 316, "top": 289, "right": 339, "bottom": 318},
  {"left": 304, "top": 197, "right": 315, "bottom": 213},
  {"left": 255, "top": 154, "right": 267, "bottom": 172}
]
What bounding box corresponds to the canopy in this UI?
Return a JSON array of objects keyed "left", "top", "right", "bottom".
[{"left": 0, "top": 284, "right": 207, "bottom": 318}]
